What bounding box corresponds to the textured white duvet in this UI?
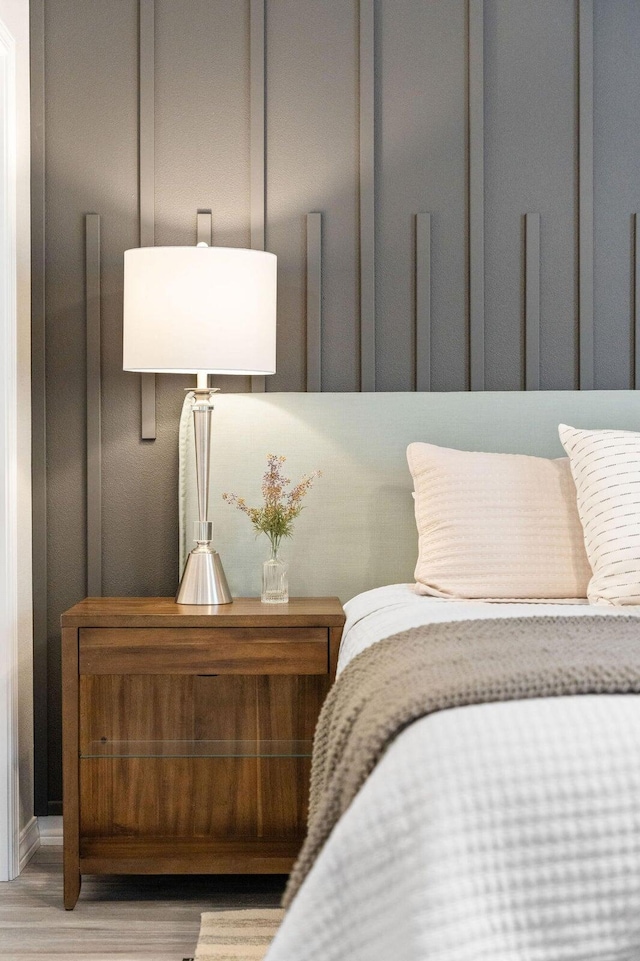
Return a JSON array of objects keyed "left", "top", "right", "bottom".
[{"left": 267, "top": 585, "right": 640, "bottom": 961}]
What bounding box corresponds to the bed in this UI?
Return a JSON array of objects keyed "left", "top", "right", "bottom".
[
  {"left": 267, "top": 585, "right": 640, "bottom": 960},
  {"left": 179, "top": 391, "right": 640, "bottom": 961}
]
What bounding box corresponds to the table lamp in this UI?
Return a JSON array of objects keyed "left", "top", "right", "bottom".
[{"left": 123, "top": 245, "right": 277, "bottom": 605}]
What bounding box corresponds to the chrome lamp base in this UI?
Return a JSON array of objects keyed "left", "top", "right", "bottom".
[{"left": 176, "top": 542, "right": 232, "bottom": 605}]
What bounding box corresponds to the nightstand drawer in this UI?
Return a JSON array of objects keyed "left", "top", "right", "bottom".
[{"left": 79, "top": 627, "right": 329, "bottom": 675}]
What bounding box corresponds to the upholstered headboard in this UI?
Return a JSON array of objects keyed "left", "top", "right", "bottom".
[{"left": 179, "top": 391, "right": 640, "bottom": 603}]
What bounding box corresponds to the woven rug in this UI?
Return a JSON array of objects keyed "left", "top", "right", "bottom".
[{"left": 194, "top": 909, "right": 285, "bottom": 960}]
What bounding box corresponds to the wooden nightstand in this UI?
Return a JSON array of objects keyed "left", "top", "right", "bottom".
[{"left": 60, "top": 596, "right": 345, "bottom": 909}]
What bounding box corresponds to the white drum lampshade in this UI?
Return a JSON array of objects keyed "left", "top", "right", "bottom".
[
  {"left": 123, "top": 246, "right": 277, "bottom": 375},
  {"left": 122, "top": 244, "right": 277, "bottom": 607}
]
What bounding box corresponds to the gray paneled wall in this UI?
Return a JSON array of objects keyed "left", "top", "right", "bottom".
[
  {"left": 32, "top": 0, "right": 640, "bottom": 810},
  {"left": 593, "top": 0, "right": 640, "bottom": 388}
]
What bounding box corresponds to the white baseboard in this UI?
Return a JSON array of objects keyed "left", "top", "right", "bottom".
[
  {"left": 19, "top": 816, "right": 40, "bottom": 870},
  {"left": 37, "top": 815, "right": 63, "bottom": 846}
]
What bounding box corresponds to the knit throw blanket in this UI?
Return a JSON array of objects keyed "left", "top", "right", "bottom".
[{"left": 283, "top": 614, "right": 640, "bottom": 908}]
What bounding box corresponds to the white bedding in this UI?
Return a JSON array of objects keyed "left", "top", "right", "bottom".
[{"left": 267, "top": 585, "right": 640, "bottom": 961}]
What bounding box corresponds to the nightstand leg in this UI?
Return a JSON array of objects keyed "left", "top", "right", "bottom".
[
  {"left": 64, "top": 868, "right": 81, "bottom": 910},
  {"left": 62, "top": 626, "right": 80, "bottom": 910}
]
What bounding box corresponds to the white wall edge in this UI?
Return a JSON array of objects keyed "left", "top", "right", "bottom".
[
  {"left": 18, "top": 815, "right": 39, "bottom": 870},
  {"left": 0, "top": 13, "right": 20, "bottom": 884},
  {"left": 37, "top": 815, "right": 63, "bottom": 845}
]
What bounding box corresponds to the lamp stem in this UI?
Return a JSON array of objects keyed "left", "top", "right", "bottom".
[
  {"left": 193, "top": 401, "right": 211, "bottom": 526},
  {"left": 176, "top": 383, "right": 232, "bottom": 605}
]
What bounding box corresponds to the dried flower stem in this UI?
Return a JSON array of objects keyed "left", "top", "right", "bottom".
[{"left": 223, "top": 455, "right": 321, "bottom": 554}]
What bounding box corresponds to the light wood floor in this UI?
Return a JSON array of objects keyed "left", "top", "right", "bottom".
[{"left": 0, "top": 848, "right": 285, "bottom": 961}]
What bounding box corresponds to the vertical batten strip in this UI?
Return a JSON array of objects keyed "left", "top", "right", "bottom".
[
  {"left": 85, "top": 214, "right": 102, "bottom": 596},
  {"left": 29, "top": 0, "right": 48, "bottom": 816},
  {"left": 139, "top": 0, "right": 156, "bottom": 437},
  {"left": 250, "top": 0, "right": 265, "bottom": 251},
  {"left": 578, "top": 0, "right": 594, "bottom": 389},
  {"left": 525, "top": 213, "right": 541, "bottom": 390},
  {"left": 415, "top": 213, "right": 431, "bottom": 391},
  {"left": 139, "top": 377, "right": 156, "bottom": 440},
  {"left": 469, "top": 0, "right": 485, "bottom": 390},
  {"left": 196, "top": 210, "right": 212, "bottom": 247},
  {"left": 250, "top": 0, "right": 266, "bottom": 393},
  {"left": 139, "top": 0, "right": 155, "bottom": 248},
  {"left": 306, "top": 213, "right": 322, "bottom": 391},
  {"left": 635, "top": 214, "right": 640, "bottom": 388},
  {"left": 359, "top": 0, "right": 376, "bottom": 391},
  {"left": 197, "top": 211, "right": 214, "bottom": 389}
]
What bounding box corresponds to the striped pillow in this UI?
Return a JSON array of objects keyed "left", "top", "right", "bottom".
[{"left": 559, "top": 424, "right": 640, "bottom": 606}]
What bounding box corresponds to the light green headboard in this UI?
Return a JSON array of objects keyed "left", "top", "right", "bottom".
[{"left": 179, "top": 391, "right": 640, "bottom": 603}]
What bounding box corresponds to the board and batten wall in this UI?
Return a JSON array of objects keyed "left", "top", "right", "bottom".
[{"left": 32, "top": 0, "right": 640, "bottom": 813}]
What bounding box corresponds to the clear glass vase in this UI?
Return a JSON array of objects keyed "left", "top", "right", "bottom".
[{"left": 262, "top": 544, "right": 289, "bottom": 604}]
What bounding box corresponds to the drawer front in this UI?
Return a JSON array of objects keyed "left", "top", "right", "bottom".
[{"left": 79, "top": 627, "right": 328, "bottom": 675}]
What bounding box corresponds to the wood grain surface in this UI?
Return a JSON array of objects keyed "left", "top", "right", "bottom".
[
  {"left": 61, "top": 627, "right": 80, "bottom": 910},
  {"left": 79, "top": 836, "right": 302, "bottom": 875},
  {"left": 62, "top": 596, "right": 345, "bottom": 628},
  {"left": 62, "top": 596, "right": 344, "bottom": 908},
  {"left": 79, "top": 627, "right": 329, "bottom": 675}
]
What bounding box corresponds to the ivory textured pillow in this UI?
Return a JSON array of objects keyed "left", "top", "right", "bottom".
[
  {"left": 559, "top": 424, "right": 640, "bottom": 605},
  {"left": 407, "top": 442, "right": 591, "bottom": 600}
]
